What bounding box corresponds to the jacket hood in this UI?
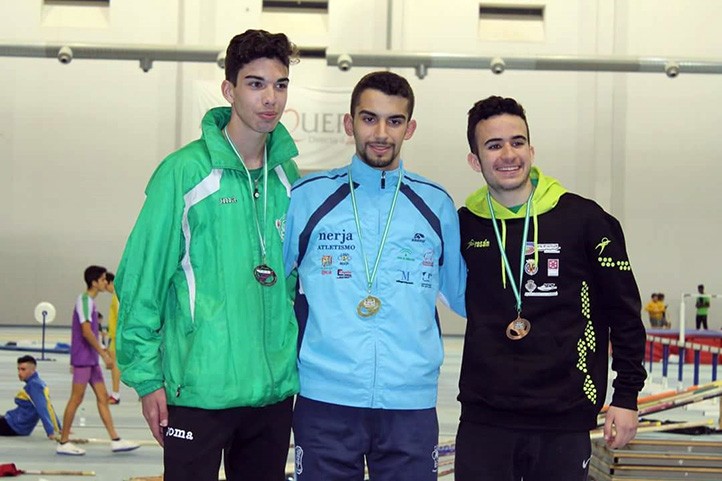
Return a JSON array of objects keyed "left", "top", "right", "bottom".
[
  {"left": 202, "top": 106, "right": 299, "bottom": 171},
  {"left": 464, "top": 166, "right": 567, "bottom": 290},
  {"left": 465, "top": 167, "right": 567, "bottom": 219}
]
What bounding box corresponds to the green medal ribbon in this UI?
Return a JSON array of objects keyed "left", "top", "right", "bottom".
[
  {"left": 348, "top": 167, "right": 404, "bottom": 317},
  {"left": 486, "top": 188, "right": 535, "bottom": 316},
  {"left": 224, "top": 128, "right": 277, "bottom": 286}
]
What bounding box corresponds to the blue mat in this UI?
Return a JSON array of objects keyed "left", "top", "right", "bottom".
[{"left": 0, "top": 341, "right": 70, "bottom": 353}]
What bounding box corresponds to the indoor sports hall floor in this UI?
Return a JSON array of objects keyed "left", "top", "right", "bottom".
[{"left": 0, "top": 326, "right": 719, "bottom": 481}]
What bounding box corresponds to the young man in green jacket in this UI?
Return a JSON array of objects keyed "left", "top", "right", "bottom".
[{"left": 115, "top": 30, "right": 300, "bottom": 481}]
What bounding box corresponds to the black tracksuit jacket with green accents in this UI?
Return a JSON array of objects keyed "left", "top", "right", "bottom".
[{"left": 458, "top": 168, "right": 646, "bottom": 432}]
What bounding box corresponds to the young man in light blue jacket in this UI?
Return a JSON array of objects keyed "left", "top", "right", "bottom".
[{"left": 284, "top": 71, "right": 466, "bottom": 481}]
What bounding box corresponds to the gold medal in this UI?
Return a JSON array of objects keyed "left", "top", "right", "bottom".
[
  {"left": 506, "top": 316, "right": 531, "bottom": 340},
  {"left": 348, "top": 166, "right": 403, "bottom": 321},
  {"left": 357, "top": 295, "right": 381, "bottom": 318}
]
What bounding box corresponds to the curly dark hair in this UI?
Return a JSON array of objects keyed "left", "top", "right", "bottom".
[
  {"left": 467, "top": 96, "right": 530, "bottom": 155},
  {"left": 224, "top": 29, "right": 299, "bottom": 85}
]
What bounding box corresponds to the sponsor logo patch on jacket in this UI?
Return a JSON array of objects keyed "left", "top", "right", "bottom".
[
  {"left": 466, "top": 239, "right": 490, "bottom": 249},
  {"left": 396, "top": 270, "right": 413, "bottom": 285},
  {"left": 524, "top": 259, "right": 538, "bottom": 275}
]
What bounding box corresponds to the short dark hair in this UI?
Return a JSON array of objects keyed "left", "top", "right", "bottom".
[
  {"left": 467, "top": 96, "right": 530, "bottom": 155},
  {"left": 106, "top": 272, "right": 115, "bottom": 283},
  {"left": 17, "top": 355, "right": 36, "bottom": 365},
  {"left": 350, "top": 71, "right": 415, "bottom": 119},
  {"left": 84, "top": 265, "right": 107, "bottom": 289},
  {"left": 698, "top": 284, "right": 705, "bottom": 290},
  {"left": 224, "top": 29, "right": 298, "bottom": 85}
]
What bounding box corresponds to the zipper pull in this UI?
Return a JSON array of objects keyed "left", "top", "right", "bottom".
[
  {"left": 176, "top": 385, "right": 182, "bottom": 397},
  {"left": 381, "top": 171, "right": 386, "bottom": 189}
]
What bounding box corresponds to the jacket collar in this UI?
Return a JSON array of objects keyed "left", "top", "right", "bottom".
[
  {"left": 349, "top": 155, "right": 404, "bottom": 190},
  {"left": 202, "top": 107, "right": 299, "bottom": 171}
]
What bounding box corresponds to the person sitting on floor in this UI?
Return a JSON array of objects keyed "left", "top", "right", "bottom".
[{"left": 0, "top": 355, "right": 61, "bottom": 439}]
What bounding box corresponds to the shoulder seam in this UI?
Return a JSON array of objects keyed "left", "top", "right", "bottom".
[
  {"left": 403, "top": 176, "right": 453, "bottom": 202},
  {"left": 293, "top": 171, "right": 348, "bottom": 191}
]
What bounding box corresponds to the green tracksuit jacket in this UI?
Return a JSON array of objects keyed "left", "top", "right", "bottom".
[{"left": 115, "top": 107, "right": 300, "bottom": 409}]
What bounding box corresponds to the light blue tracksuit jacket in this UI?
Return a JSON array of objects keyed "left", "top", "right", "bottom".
[{"left": 284, "top": 155, "right": 466, "bottom": 409}]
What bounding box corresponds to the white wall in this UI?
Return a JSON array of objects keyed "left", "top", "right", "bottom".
[
  {"left": 620, "top": 0, "right": 722, "bottom": 327},
  {"left": 1, "top": 0, "right": 720, "bottom": 333},
  {"left": 0, "top": 0, "right": 184, "bottom": 323}
]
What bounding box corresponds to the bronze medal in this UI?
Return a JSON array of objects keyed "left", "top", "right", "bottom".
[
  {"left": 253, "top": 264, "right": 277, "bottom": 287},
  {"left": 357, "top": 295, "right": 381, "bottom": 318},
  {"left": 486, "top": 190, "right": 537, "bottom": 343},
  {"left": 506, "top": 316, "right": 531, "bottom": 340}
]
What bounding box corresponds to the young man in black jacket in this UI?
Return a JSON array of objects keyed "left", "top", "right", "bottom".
[{"left": 455, "top": 96, "right": 647, "bottom": 481}]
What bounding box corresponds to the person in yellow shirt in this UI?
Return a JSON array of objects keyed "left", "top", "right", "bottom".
[
  {"left": 105, "top": 272, "right": 121, "bottom": 404},
  {"left": 644, "top": 293, "right": 665, "bottom": 328}
]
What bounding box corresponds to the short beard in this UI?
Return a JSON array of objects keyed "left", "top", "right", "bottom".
[
  {"left": 357, "top": 144, "right": 396, "bottom": 169},
  {"left": 358, "top": 153, "right": 393, "bottom": 169}
]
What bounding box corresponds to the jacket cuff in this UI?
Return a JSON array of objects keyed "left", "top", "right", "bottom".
[
  {"left": 134, "top": 380, "right": 165, "bottom": 398},
  {"left": 611, "top": 390, "right": 639, "bottom": 411}
]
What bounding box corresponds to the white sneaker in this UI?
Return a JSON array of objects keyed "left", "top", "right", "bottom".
[
  {"left": 57, "top": 441, "right": 86, "bottom": 456},
  {"left": 111, "top": 439, "right": 140, "bottom": 453}
]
